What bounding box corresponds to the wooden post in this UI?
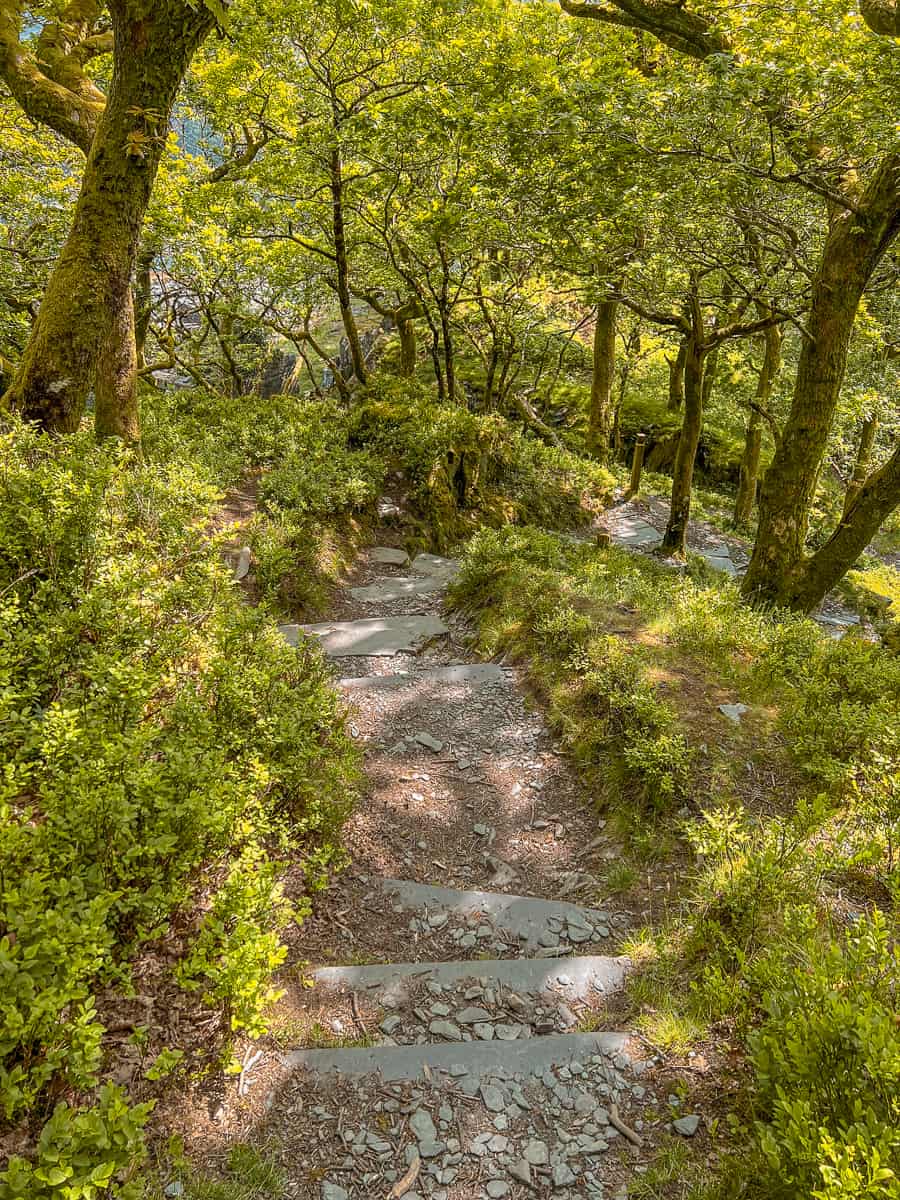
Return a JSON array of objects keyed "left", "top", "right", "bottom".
[{"left": 626, "top": 433, "right": 646, "bottom": 498}]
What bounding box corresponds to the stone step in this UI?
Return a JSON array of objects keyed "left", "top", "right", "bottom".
[
  {"left": 350, "top": 575, "right": 445, "bottom": 603},
  {"left": 374, "top": 879, "right": 614, "bottom": 951},
  {"left": 313, "top": 954, "right": 629, "bottom": 1008},
  {"left": 279, "top": 615, "right": 449, "bottom": 657},
  {"left": 282, "top": 1030, "right": 630, "bottom": 1083},
  {"left": 410, "top": 552, "right": 460, "bottom": 579},
  {"left": 339, "top": 663, "right": 505, "bottom": 693},
  {"left": 370, "top": 546, "right": 409, "bottom": 566}
]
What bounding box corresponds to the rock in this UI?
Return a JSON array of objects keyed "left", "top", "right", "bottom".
[
  {"left": 410, "top": 1109, "right": 438, "bottom": 1143},
  {"left": 322, "top": 1185, "right": 348, "bottom": 1200},
  {"left": 508, "top": 1161, "right": 532, "bottom": 1186},
  {"left": 429, "top": 1020, "right": 463, "bottom": 1041},
  {"left": 428, "top": 912, "right": 449, "bottom": 929},
  {"left": 718, "top": 703, "right": 748, "bottom": 725},
  {"left": 674, "top": 1114, "right": 701, "bottom": 1137},
  {"left": 415, "top": 732, "right": 445, "bottom": 752},
  {"left": 473, "top": 1023, "right": 495, "bottom": 1040},
  {"left": 380, "top": 1015, "right": 402, "bottom": 1035},
  {"left": 164, "top": 1185, "right": 184, "bottom": 1199},
  {"left": 486, "top": 1182, "right": 509, "bottom": 1198},
  {"left": 371, "top": 547, "right": 409, "bottom": 566},
  {"left": 480, "top": 1084, "right": 505, "bottom": 1112},
  {"left": 233, "top": 546, "right": 252, "bottom": 581},
  {"left": 457, "top": 1007, "right": 491, "bottom": 1024},
  {"left": 523, "top": 1139, "right": 549, "bottom": 1165},
  {"left": 552, "top": 1164, "right": 577, "bottom": 1188}
]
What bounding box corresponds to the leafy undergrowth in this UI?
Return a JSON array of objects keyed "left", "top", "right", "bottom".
[
  {"left": 448, "top": 526, "right": 900, "bottom": 1199},
  {"left": 350, "top": 380, "right": 614, "bottom": 550},
  {"left": 0, "top": 400, "right": 364, "bottom": 1198}
]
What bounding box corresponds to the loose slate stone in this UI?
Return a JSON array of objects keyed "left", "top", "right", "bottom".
[
  {"left": 718, "top": 703, "right": 748, "bottom": 725},
  {"left": 414, "top": 732, "right": 445, "bottom": 752},
  {"left": 457, "top": 1007, "right": 492, "bottom": 1024},
  {"left": 322, "top": 1185, "right": 348, "bottom": 1200},
  {"left": 552, "top": 1164, "right": 577, "bottom": 1188},
  {"left": 480, "top": 1084, "right": 505, "bottom": 1112},
  {"left": 508, "top": 1161, "right": 532, "bottom": 1186},
  {"left": 523, "top": 1139, "right": 549, "bottom": 1165},
  {"left": 233, "top": 546, "right": 252, "bottom": 581},
  {"left": 674, "top": 1114, "right": 701, "bottom": 1137},
  {"left": 410, "top": 1110, "right": 438, "bottom": 1143},
  {"left": 429, "top": 1020, "right": 463, "bottom": 1041},
  {"left": 486, "top": 1183, "right": 509, "bottom": 1198}
]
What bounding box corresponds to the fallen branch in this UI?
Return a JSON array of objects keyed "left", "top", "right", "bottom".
[
  {"left": 610, "top": 1102, "right": 644, "bottom": 1148},
  {"left": 388, "top": 1152, "right": 421, "bottom": 1199}
]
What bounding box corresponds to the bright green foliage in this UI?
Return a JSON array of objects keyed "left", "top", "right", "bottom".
[
  {"left": 449, "top": 525, "right": 900, "bottom": 1196},
  {"left": 0, "top": 1085, "right": 153, "bottom": 1200},
  {"left": 750, "top": 912, "right": 900, "bottom": 1199},
  {"left": 0, "top": 400, "right": 360, "bottom": 1191},
  {"left": 352, "top": 384, "right": 613, "bottom": 546}
]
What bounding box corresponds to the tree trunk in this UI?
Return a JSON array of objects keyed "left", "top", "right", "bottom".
[
  {"left": 742, "top": 154, "right": 900, "bottom": 606},
  {"left": 134, "top": 242, "right": 155, "bottom": 371},
  {"left": 667, "top": 339, "right": 686, "bottom": 411},
  {"left": 701, "top": 341, "right": 720, "bottom": 407},
  {"left": 661, "top": 336, "right": 705, "bottom": 556},
  {"left": 94, "top": 285, "right": 139, "bottom": 443},
  {"left": 733, "top": 323, "right": 781, "bottom": 528},
  {"left": 785, "top": 441, "right": 900, "bottom": 611},
  {"left": 329, "top": 146, "right": 367, "bottom": 384},
  {"left": 587, "top": 296, "right": 617, "bottom": 464},
  {"left": 734, "top": 412, "right": 762, "bottom": 530},
  {"left": 397, "top": 316, "right": 416, "bottom": 376},
  {"left": 1, "top": 0, "right": 214, "bottom": 435},
  {"left": 842, "top": 417, "right": 879, "bottom": 519}
]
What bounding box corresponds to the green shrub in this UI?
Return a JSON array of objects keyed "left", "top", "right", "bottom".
[
  {"left": 749, "top": 911, "right": 900, "bottom": 1199},
  {"left": 0, "top": 411, "right": 359, "bottom": 1189}
]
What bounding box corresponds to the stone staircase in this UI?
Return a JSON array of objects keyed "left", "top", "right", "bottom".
[{"left": 265, "top": 546, "right": 685, "bottom": 1200}]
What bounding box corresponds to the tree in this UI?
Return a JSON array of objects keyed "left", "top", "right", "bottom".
[
  {"left": 560, "top": 0, "right": 900, "bottom": 608},
  {"left": 0, "top": 0, "right": 221, "bottom": 439}
]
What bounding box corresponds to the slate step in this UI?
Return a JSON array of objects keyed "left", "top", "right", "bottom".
[
  {"left": 410, "top": 552, "right": 460, "bottom": 579},
  {"left": 339, "top": 663, "right": 505, "bottom": 692},
  {"left": 350, "top": 575, "right": 445, "bottom": 603},
  {"left": 279, "top": 615, "right": 449, "bottom": 657},
  {"left": 282, "top": 1030, "right": 629, "bottom": 1082},
  {"left": 374, "top": 879, "right": 615, "bottom": 951},
  {"left": 370, "top": 546, "right": 409, "bottom": 566},
  {"left": 313, "top": 954, "right": 629, "bottom": 1006}
]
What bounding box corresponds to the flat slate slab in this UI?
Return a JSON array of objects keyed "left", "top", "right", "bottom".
[
  {"left": 350, "top": 576, "right": 445, "bottom": 603},
  {"left": 313, "top": 955, "right": 630, "bottom": 1006},
  {"left": 279, "top": 615, "right": 448, "bottom": 657},
  {"left": 411, "top": 552, "right": 460, "bottom": 579},
  {"left": 339, "top": 663, "right": 505, "bottom": 693},
  {"left": 370, "top": 546, "right": 409, "bottom": 566},
  {"left": 378, "top": 879, "right": 613, "bottom": 950},
  {"left": 281, "top": 1030, "right": 629, "bottom": 1082},
  {"left": 610, "top": 518, "right": 661, "bottom": 548},
  {"left": 699, "top": 546, "right": 739, "bottom": 576}
]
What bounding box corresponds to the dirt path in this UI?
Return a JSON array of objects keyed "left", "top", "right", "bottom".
[{"left": 164, "top": 521, "right": 714, "bottom": 1200}]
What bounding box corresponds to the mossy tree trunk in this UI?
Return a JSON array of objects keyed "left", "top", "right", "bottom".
[
  {"left": 329, "top": 146, "right": 368, "bottom": 385},
  {"left": 786, "top": 442, "right": 900, "bottom": 611},
  {"left": 1, "top": 0, "right": 215, "bottom": 439},
  {"left": 741, "top": 154, "right": 900, "bottom": 608},
  {"left": 661, "top": 334, "right": 706, "bottom": 555},
  {"left": 587, "top": 296, "right": 617, "bottom": 464},
  {"left": 842, "top": 417, "right": 879, "bottom": 519},
  {"left": 666, "top": 338, "right": 686, "bottom": 411},
  {"left": 734, "top": 322, "right": 782, "bottom": 528}
]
